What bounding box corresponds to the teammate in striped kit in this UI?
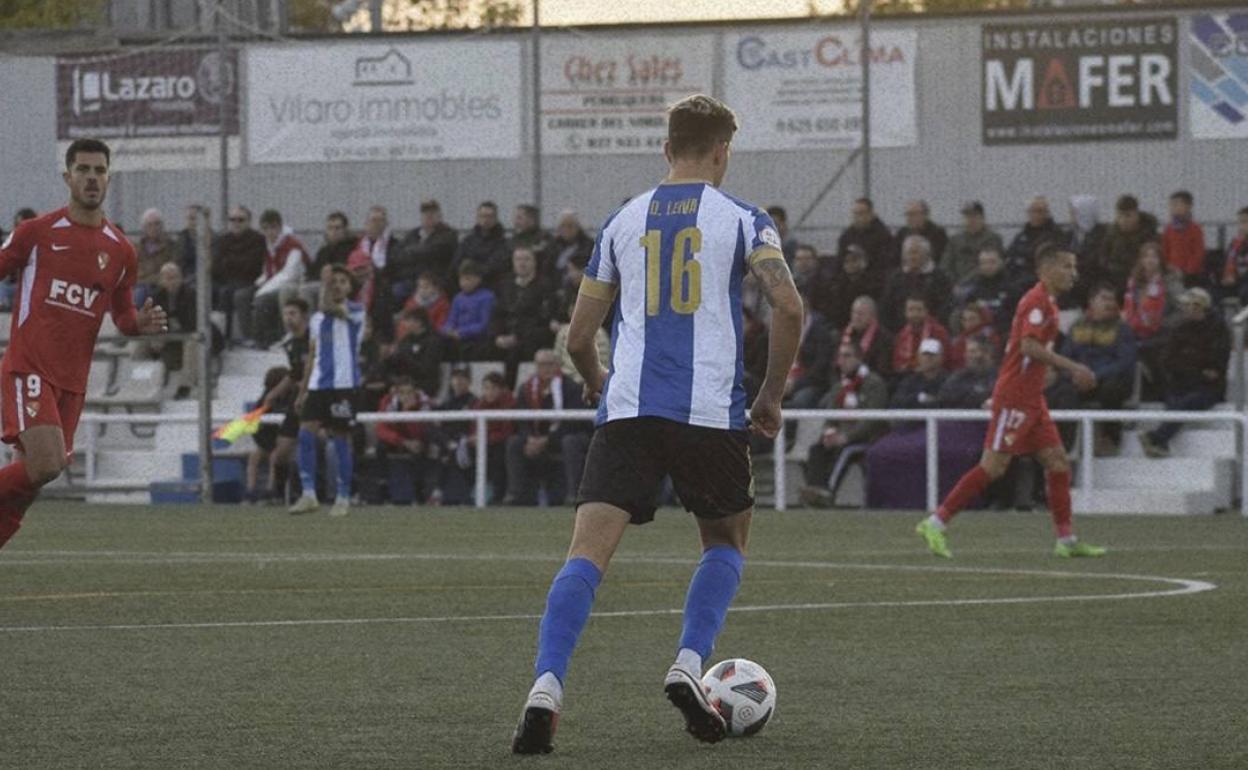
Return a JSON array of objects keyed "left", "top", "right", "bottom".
[
  {"left": 512, "top": 95, "right": 803, "bottom": 754},
  {"left": 288, "top": 265, "right": 365, "bottom": 517},
  {"left": 916, "top": 243, "right": 1107, "bottom": 559}
]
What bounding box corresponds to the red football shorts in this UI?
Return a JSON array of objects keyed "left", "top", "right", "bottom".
[
  {"left": 1, "top": 369, "right": 85, "bottom": 453},
  {"left": 984, "top": 402, "right": 1061, "bottom": 456}
]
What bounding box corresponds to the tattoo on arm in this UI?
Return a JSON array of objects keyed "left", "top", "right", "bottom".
[{"left": 751, "top": 258, "right": 797, "bottom": 307}]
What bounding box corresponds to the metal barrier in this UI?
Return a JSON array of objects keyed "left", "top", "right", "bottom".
[{"left": 61, "top": 407, "right": 1248, "bottom": 516}]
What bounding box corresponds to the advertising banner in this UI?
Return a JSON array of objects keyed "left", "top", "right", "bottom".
[
  {"left": 247, "top": 41, "right": 521, "bottom": 164},
  {"left": 56, "top": 48, "right": 240, "bottom": 171},
  {"left": 1189, "top": 14, "right": 1248, "bottom": 140},
  {"left": 540, "top": 34, "right": 713, "bottom": 155},
  {"left": 722, "top": 28, "right": 917, "bottom": 151},
  {"left": 981, "top": 18, "right": 1178, "bottom": 144}
]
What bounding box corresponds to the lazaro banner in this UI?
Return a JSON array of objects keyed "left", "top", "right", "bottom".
[
  {"left": 1189, "top": 13, "right": 1248, "bottom": 140},
  {"left": 722, "top": 28, "right": 917, "bottom": 151},
  {"left": 56, "top": 48, "right": 240, "bottom": 171},
  {"left": 247, "top": 41, "right": 521, "bottom": 163},
  {"left": 540, "top": 34, "right": 713, "bottom": 155},
  {"left": 982, "top": 18, "right": 1178, "bottom": 145}
]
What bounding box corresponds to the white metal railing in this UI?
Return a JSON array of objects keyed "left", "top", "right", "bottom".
[{"left": 58, "top": 408, "right": 1248, "bottom": 516}]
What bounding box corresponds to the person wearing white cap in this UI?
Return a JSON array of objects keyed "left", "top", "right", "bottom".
[{"left": 891, "top": 337, "right": 948, "bottom": 409}]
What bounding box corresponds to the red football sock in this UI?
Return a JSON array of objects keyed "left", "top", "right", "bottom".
[
  {"left": 937, "top": 465, "right": 990, "bottom": 523},
  {"left": 0, "top": 460, "right": 38, "bottom": 550},
  {"left": 1046, "top": 469, "right": 1074, "bottom": 539}
]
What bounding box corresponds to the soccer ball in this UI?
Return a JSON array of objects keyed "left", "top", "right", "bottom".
[{"left": 701, "top": 658, "right": 776, "bottom": 737}]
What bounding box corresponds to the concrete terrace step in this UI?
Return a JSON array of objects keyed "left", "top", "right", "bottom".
[
  {"left": 1074, "top": 488, "right": 1225, "bottom": 516},
  {"left": 91, "top": 449, "right": 185, "bottom": 481},
  {"left": 1089, "top": 456, "right": 1234, "bottom": 492},
  {"left": 1118, "top": 428, "right": 1236, "bottom": 459}
]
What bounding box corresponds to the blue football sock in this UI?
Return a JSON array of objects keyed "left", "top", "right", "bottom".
[
  {"left": 331, "top": 435, "right": 352, "bottom": 501},
  {"left": 678, "top": 545, "right": 746, "bottom": 662},
  {"left": 296, "top": 428, "right": 318, "bottom": 496},
  {"left": 534, "top": 557, "right": 602, "bottom": 684}
]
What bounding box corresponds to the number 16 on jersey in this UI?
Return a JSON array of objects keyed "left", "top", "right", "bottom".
[{"left": 640, "top": 227, "right": 702, "bottom": 316}]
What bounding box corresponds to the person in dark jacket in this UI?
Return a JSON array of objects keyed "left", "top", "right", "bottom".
[
  {"left": 881, "top": 235, "right": 953, "bottom": 331},
  {"left": 891, "top": 338, "right": 949, "bottom": 409},
  {"left": 177, "top": 204, "right": 203, "bottom": 285},
  {"left": 504, "top": 350, "right": 590, "bottom": 506},
  {"left": 492, "top": 246, "right": 555, "bottom": 385},
  {"left": 1004, "top": 196, "right": 1065, "bottom": 287},
  {"left": 1060, "top": 286, "right": 1138, "bottom": 451},
  {"left": 547, "top": 210, "right": 595, "bottom": 281},
  {"left": 139, "top": 261, "right": 200, "bottom": 394},
  {"left": 383, "top": 306, "right": 447, "bottom": 398},
  {"left": 452, "top": 201, "right": 510, "bottom": 289},
  {"left": 814, "top": 244, "right": 884, "bottom": 329},
  {"left": 1064, "top": 195, "right": 1108, "bottom": 308},
  {"left": 392, "top": 199, "right": 459, "bottom": 297},
  {"left": 938, "top": 336, "right": 996, "bottom": 409},
  {"left": 304, "top": 212, "right": 356, "bottom": 298},
  {"left": 942, "top": 201, "right": 1004, "bottom": 284},
  {"left": 1098, "top": 194, "right": 1160, "bottom": 294},
  {"left": 1140, "top": 288, "right": 1230, "bottom": 457},
  {"left": 784, "top": 309, "right": 837, "bottom": 409},
  {"left": 211, "top": 205, "right": 266, "bottom": 342},
  {"left": 953, "top": 246, "right": 1016, "bottom": 337},
  {"left": 838, "top": 197, "right": 894, "bottom": 278},
  {"left": 840, "top": 295, "right": 895, "bottom": 381},
  {"left": 893, "top": 200, "right": 948, "bottom": 273}
]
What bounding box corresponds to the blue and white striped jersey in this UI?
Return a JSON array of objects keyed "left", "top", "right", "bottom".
[
  {"left": 581, "top": 181, "right": 784, "bottom": 430},
  {"left": 307, "top": 301, "right": 366, "bottom": 392}
]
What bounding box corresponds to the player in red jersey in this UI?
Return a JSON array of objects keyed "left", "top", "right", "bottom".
[
  {"left": 0, "top": 138, "right": 168, "bottom": 549},
  {"left": 916, "top": 243, "right": 1106, "bottom": 558}
]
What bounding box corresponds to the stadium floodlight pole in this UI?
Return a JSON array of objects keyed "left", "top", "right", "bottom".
[
  {"left": 860, "top": 0, "right": 872, "bottom": 201},
  {"left": 531, "top": 0, "right": 543, "bottom": 216}
]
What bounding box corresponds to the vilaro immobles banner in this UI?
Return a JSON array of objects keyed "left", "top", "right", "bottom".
[
  {"left": 247, "top": 41, "right": 521, "bottom": 163},
  {"left": 722, "top": 28, "right": 917, "bottom": 150},
  {"left": 56, "top": 48, "right": 240, "bottom": 171},
  {"left": 540, "top": 34, "right": 713, "bottom": 155},
  {"left": 1189, "top": 13, "right": 1248, "bottom": 140},
  {"left": 982, "top": 18, "right": 1178, "bottom": 144}
]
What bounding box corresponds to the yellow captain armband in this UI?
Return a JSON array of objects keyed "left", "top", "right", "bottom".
[
  {"left": 748, "top": 246, "right": 785, "bottom": 268},
  {"left": 578, "top": 277, "right": 619, "bottom": 301}
]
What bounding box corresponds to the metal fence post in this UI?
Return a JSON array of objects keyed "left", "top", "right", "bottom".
[
  {"left": 474, "top": 416, "right": 488, "bottom": 509},
  {"left": 925, "top": 416, "right": 938, "bottom": 512},
  {"left": 1079, "top": 416, "right": 1095, "bottom": 499},
  {"left": 773, "top": 423, "right": 787, "bottom": 511}
]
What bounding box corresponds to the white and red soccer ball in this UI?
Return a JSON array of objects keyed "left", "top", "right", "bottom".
[{"left": 701, "top": 658, "right": 776, "bottom": 737}]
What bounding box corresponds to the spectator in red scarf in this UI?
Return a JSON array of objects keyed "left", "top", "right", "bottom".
[
  {"left": 1217, "top": 206, "right": 1248, "bottom": 306},
  {"left": 892, "top": 295, "right": 952, "bottom": 376},
  {"left": 402, "top": 272, "right": 450, "bottom": 331},
  {"left": 375, "top": 377, "right": 441, "bottom": 504},
  {"left": 1123, "top": 241, "right": 1183, "bottom": 399},
  {"left": 1161, "top": 190, "right": 1206, "bottom": 288},
  {"left": 348, "top": 204, "right": 397, "bottom": 340},
  {"left": 504, "top": 350, "right": 590, "bottom": 506},
  {"left": 840, "top": 296, "right": 894, "bottom": 380},
  {"left": 465, "top": 372, "right": 516, "bottom": 503},
  {"left": 948, "top": 302, "right": 1000, "bottom": 371},
  {"left": 800, "top": 340, "right": 889, "bottom": 508}
]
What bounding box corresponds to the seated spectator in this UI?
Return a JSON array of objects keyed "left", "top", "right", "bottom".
[
  {"left": 767, "top": 205, "right": 799, "bottom": 265},
  {"left": 347, "top": 204, "right": 397, "bottom": 340},
  {"left": 784, "top": 308, "right": 837, "bottom": 409},
  {"left": 1123, "top": 241, "right": 1183, "bottom": 399},
  {"left": 250, "top": 209, "right": 309, "bottom": 348},
  {"left": 791, "top": 243, "right": 819, "bottom": 298},
  {"left": 392, "top": 199, "right": 458, "bottom": 298},
  {"left": 0, "top": 208, "right": 37, "bottom": 310},
  {"left": 550, "top": 253, "right": 588, "bottom": 325},
  {"left": 893, "top": 200, "right": 948, "bottom": 272},
  {"left": 892, "top": 296, "right": 952, "bottom": 376},
  {"left": 1140, "top": 288, "right": 1230, "bottom": 458},
  {"left": 245, "top": 366, "right": 292, "bottom": 505},
  {"left": 838, "top": 197, "right": 894, "bottom": 279},
  {"left": 301, "top": 211, "right": 355, "bottom": 310},
  {"left": 1061, "top": 286, "right": 1138, "bottom": 454},
  {"left": 133, "top": 261, "right": 202, "bottom": 398},
  {"left": 442, "top": 261, "right": 496, "bottom": 360},
  {"left": 553, "top": 297, "right": 609, "bottom": 385},
  {"left": 509, "top": 204, "right": 551, "bottom": 258},
  {"left": 881, "top": 235, "right": 952, "bottom": 331},
  {"left": 177, "top": 204, "right": 202, "bottom": 284},
  {"left": 1004, "top": 196, "right": 1064, "bottom": 284},
  {"left": 954, "top": 247, "right": 1016, "bottom": 336},
  {"left": 374, "top": 377, "right": 441, "bottom": 504},
  {"left": 1161, "top": 190, "right": 1206, "bottom": 288},
  {"left": 384, "top": 307, "right": 446, "bottom": 398},
  {"left": 211, "top": 205, "right": 265, "bottom": 343},
  {"left": 453, "top": 201, "right": 509, "bottom": 289},
  {"left": 800, "top": 340, "right": 889, "bottom": 508},
  {"left": 938, "top": 336, "right": 996, "bottom": 408},
  {"left": 1099, "top": 194, "right": 1159, "bottom": 293},
  {"left": 136, "top": 208, "right": 181, "bottom": 306},
  {"left": 1065, "top": 195, "right": 1108, "bottom": 309},
  {"left": 504, "top": 350, "right": 590, "bottom": 506},
  {"left": 493, "top": 246, "right": 555, "bottom": 384},
  {"left": 548, "top": 210, "right": 594, "bottom": 278},
  {"left": 942, "top": 200, "right": 1004, "bottom": 284},
  {"left": 469, "top": 371, "right": 516, "bottom": 502},
  {"left": 431, "top": 367, "right": 476, "bottom": 503},
  {"left": 816, "top": 244, "right": 883, "bottom": 329},
  {"left": 840, "top": 295, "right": 894, "bottom": 380},
  {"left": 1217, "top": 205, "right": 1248, "bottom": 306},
  {"left": 948, "top": 303, "right": 1000, "bottom": 370},
  {"left": 402, "top": 272, "right": 450, "bottom": 331},
  {"left": 891, "top": 338, "right": 948, "bottom": 409}
]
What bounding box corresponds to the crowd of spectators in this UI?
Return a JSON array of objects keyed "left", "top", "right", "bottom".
[{"left": 2, "top": 191, "right": 1243, "bottom": 508}]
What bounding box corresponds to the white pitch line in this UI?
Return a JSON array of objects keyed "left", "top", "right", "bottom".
[{"left": 0, "top": 558, "right": 1216, "bottom": 634}]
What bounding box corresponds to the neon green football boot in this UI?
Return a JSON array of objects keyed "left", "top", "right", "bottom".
[
  {"left": 915, "top": 519, "right": 952, "bottom": 559},
  {"left": 1054, "top": 540, "right": 1107, "bottom": 558}
]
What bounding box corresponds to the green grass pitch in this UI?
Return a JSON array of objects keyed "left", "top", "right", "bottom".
[{"left": 2, "top": 504, "right": 1246, "bottom": 769}]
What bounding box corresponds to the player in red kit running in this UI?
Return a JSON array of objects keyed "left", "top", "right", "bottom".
[
  {"left": 0, "top": 138, "right": 168, "bottom": 549},
  {"left": 916, "top": 243, "right": 1106, "bottom": 559}
]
